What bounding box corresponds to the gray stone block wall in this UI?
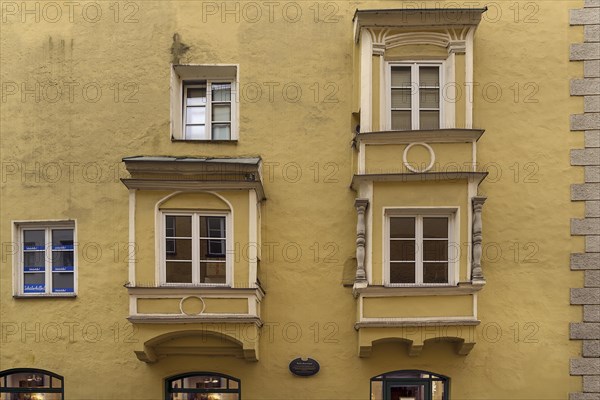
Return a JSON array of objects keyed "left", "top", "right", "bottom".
[{"left": 571, "top": 1, "right": 600, "bottom": 397}]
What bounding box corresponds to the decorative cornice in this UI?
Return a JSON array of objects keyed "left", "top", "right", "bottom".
[
  {"left": 355, "top": 318, "right": 480, "bottom": 329},
  {"left": 121, "top": 179, "right": 266, "bottom": 201},
  {"left": 354, "top": 282, "right": 484, "bottom": 297},
  {"left": 351, "top": 171, "right": 488, "bottom": 190},
  {"left": 128, "top": 314, "right": 263, "bottom": 327}
]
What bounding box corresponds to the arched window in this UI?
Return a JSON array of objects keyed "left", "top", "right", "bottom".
[
  {"left": 165, "top": 372, "right": 241, "bottom": 400},
  {"left": 0, "top": 368, "right": 64, "bottom": 400},
  {"left": 371, "top": 370, "right": 449, "bottom": 400}
]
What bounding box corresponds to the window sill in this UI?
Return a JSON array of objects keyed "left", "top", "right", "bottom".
[
  {"left": 171, "top": 138, "right": 238, "bottom": 144},
  {"left": 13, "top": 294, "right": 77, "bottom": 299},
  {"left": 353, "top": 282, "right": 483, "bottom": 296}
]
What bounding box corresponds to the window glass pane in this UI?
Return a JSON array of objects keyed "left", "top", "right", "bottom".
[
  {"left": 166, "top": 216, "right": 192, "bottom": 237},
  {"left": 182, "top": 375, "right": 227, "bottom": 389},
  {"left": 201, "top": 262, "right": 226, "bottom": 284},
  {"left": 391, "top": 111, "right": 411, "bottom": 131},
  {"left": 201, "top": 216, "right": 226, "bottom": 238},
  {"left": 391, "top": 89, "right": 411, "bottom": 108},
  {"left": 52, "top": 229, "right": 73, "bottom": 248},
  {"left": 229, "top": 379, "right": 239, "bottom": 389},
  {"left": 186, "top": 106, "right": 206, "bottom": 124},
  {"left": 423, "top": 217, "right": 448, "bottom": 238},
  {"left": 186, "top": 87, "right": 207, "bottom": 106},
  {"left": 52, "top": 272, "right": 74, "bottom": 293},
  {"left": 52, "top": 251, "right": 74, "bottom": 269},
  {"left": 212, "top": 124, "right": 231, "bottom": 140},
  {"left": 371, "top": 380, "right": 383, "bottom": 400},
  {"left": 212, "top": 83, "right": 232, "bottom": 102},
  {"left": 185, "top": 124, "right": 207, "bottom": 140},
  {"left": 420, "top": 88, "right": 439, "bottom": 108},
  {"left": 24, "top": 230, "right": 45, "bottom": 249},
  {"left": 390, "top": 262, "right": 415, "bottom": 283},
  {"left": 24, "top": 273, "right": 45, "bottom": 293},
  {"left": 390, "top": 240, "right": 415, "bottom": 261},
  {"left": 4, "top": 372, "right": 51, "bottom": 388},
  {"left": 51, "top": 376, "right": 62, "bottom": 388},
  {"left": 420, "top": 66, "right": 440, "bottom": 86},
  {"left": 390, "top": 217, "right": 415, "bottom": 238},
  {"left": 423, "top": 240, "right": 448, "bottom": 261},
  {"left": 391, "top": 67, "right": 411, "bottom": 87},
  {"left": 423, "top": 262, "right": 448, "bottom": 283},
  {"left": 24, "top": 252, "right": 45, "bottom": 269},
  {"left": 432, "top": 380, "right": 445, "bottom": 400},
  {"left": 166, "top": 262, "right": 192, "bottom": 283},
  {"left": 419, "top": 110, "right": 440, "bottom": 130},
  {"left": 212, "top": 104, "right": 231, "bottom": 122},
  {"left": 200, "top": 239, "right": 226, "bottom": 260},
  {"left": 166, "top": 239, "right": 192, "bottom": 261}
]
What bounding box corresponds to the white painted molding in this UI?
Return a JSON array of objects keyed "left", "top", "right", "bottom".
[
  {"left": 360, "top": 29, "right": 373, "bottom": 133},
  {"left": 403, "top": 142, "right": 436, "bottom": 173}
]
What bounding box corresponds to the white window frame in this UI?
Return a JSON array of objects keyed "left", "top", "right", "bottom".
[
  {"left": 385, "top": 61, "right": 445, "bottom": 131},
  {"left": 383, "top": 208, "right": 459, "bottom": 287},
  {"left": 159, "top": 210, "right": 233, "bottom": 287},
  {"left": 171, "top": 64, "right": 239, "bottom": 141},
  {"left": 13, "top": 221, "right": 78, "bottom": 297},
  {"left": 182, "top": 80, "right": 234, "bottom": 141}
]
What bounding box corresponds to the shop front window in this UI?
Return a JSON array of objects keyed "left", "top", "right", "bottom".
[
  {"left": 165, "top": 372, "right": 240, "bottom": 400},
  {"left": 0, "top": 369, "right": 64, "bottom": 400},
  {"left": 371, "top": 370, "right": 449, "bottom": 400}
]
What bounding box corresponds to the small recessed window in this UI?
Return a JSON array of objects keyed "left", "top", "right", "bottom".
[
  {"left": 390, "top": 63, "right": 442, "bottom": 131},
  {"left": 371, "top": 370, "right": 449, "bottom": 400},
  {"left": 386, "top": 212, "right": 454, "bottom": 286},
  {"left": 16, "top": 222, "right": 76, "bottom": 296},
  {"left": 162, "top": 212, "right": 229, "bottom": 285}
]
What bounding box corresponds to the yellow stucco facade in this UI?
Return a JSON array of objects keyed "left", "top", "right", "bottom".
[{"left": 0, "top": 1, "right": 594, "bottom": 399}]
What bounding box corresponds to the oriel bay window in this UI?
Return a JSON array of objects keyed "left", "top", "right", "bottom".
[
  {"left": 389, "top": 63, "right": 442, "bottom": 131},
  {"left": 183, "top": 81, "right": 233, "bottom": 140},
  {"left": 162, "top": 212, "right": 230, "bottom": 285},
  {"left": 16, "top": 222, "right": 76, "bottom": 296},
  {"left": 386, "top": 212, "right": 454, "bottom": 285}
]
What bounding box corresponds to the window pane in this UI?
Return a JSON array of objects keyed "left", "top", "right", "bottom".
[
  {"left": 186, "top": 106, "right": 206, "bottom": 124},
  {"left": 185, "top": 124, "right": 207, "bottom": 140},
  {"left": 229, "top": 380, "right": 239, "bottom": 389},
  {"left": 423, "top": 240, "right": 448, "bottom": 261},
  {"left": 166, "top": 262, "right": 192, "bottom": 283},
  {"left": 391, "top": 89, "right": 411, "bottom": 108},
  {"left": 420, "top": 110, "right": 440, "bottom": 130},
  {"left": 182, "top": 375, "right": 227, "bottom": 389},
  {"left": 390, "top": 262, "right": 415, "bottom": 283},
  {"left": 52, "top": 229, "right": 73, "bottom": 247},
  {"left": 420, "top": 66, "right": 440, "bottom": 86},
  {"left": 390, "top": 240, "right": 415, "bottom": 261},
  {"left": 212, "top": 104, "right": 231, "bottom": 122},
  {"left": 24, "top": 273, "right": 45, "bottom": 293},
  {"left": 371, "top": 381, "right": 383, "bottom": 400},
  {"left": 201, "top": 262, "right": 226, "bottom": 284},
  {"left": 391, "top": 111, "right": 411, "bottom": 130},
  {"left": 391, "top": 67, "right": 411, "bottom": 87},
  {"left": 52, "top": 272, "right": 74, "bottom": 293},
  {"left": 52, "top": 251, "right": 74, "bottom": 269},
  {"left": 24, "top": 230, "right": 45, "bottom": 249},
  {"left": 166, "top": 238, "right": 192, "bottom": 261},
  {"left": 212, "top": 124, "right": 231, "bottom": 140},
  {"left": 200, "top": 239, "right": 226, "bottom": 260},
  {"left": 423, "top": 217, "right": 448, "bottom": 238},
  {"left": 24, "top": 252, "right": 45, "bottom": 269},
  {"left": 432, "top": 380, "right": 446, "bottom": 400},
  {"left": 186, "top": 87, "right": 207, "bottom": 106},
  {"left": 212, "top": 83, "right": 232, "bottom": 102},
  {"left": 420, "top": 88, "right": 439, "bottom": 108},
  {"left": 423, "top": 262, "right": 448, "bottom": 283},
  {"left": 166, "top": 216, "right": 192, "bottom": 237},
  {"left": 51, "top": 376, "right": 62, "bottom": 388},
  {"left": 201, "top": 216, "right": 226, "bottom": 238},
  {"left": 390, "top": 217, "right": 415, "bottom": 238}
]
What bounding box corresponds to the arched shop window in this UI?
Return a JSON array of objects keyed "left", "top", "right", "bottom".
[
  {"left": 371, "top": 370, "right": 449, "bottom": 400},
  {"left": 0, "top": 368, "right": 64, "bottom": 400},
  {"left": 165, "top": 372, "right": 241, "bottom": 400}
]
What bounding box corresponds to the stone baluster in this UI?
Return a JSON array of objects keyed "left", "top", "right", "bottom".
[
  {"left": 472, "top": 196, "right": 487, "bottom": 283},
  {"left": 354, "top": 199, "right": 369, "bottom": 290}
]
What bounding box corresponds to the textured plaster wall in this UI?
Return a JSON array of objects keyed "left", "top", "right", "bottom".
[{"left": 0, "top": 0, "right": 585, "bottom": 398}]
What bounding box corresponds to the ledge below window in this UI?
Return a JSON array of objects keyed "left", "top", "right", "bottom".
[
  {"left": 170, "top": 139, "right": 238, "bottom": 144},
  {"left": 13, "top": 294, "right": 77, "bottom": 299},
  {"left": 352, "top": 282, "right": 484, "bottom": 296}
]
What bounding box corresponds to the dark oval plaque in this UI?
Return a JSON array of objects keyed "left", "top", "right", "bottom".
[{"left": 289, "top": 357, "right": 320, "bottom": 377}]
